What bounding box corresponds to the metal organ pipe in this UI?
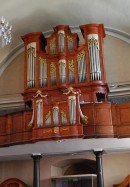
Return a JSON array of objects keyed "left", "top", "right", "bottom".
[
  {"left": 61, "top": 110, "right": 67, "bottom": 125},
  {"left": 58, "top": 30, "right": 65, "bottom": 52},
  {"left": 39, "top": 57, "right": 47, "bottom": 87},
  {"left": 77, "top": 51, "right": 86, "bottom": 82},
  {"left": 68, "top": 96, "right": 76, "bottom": 125},
  {"left": 45, "top": 111, "right": 51, "bottom": 127},
  {"left": 88, "top": 34, "right": 101, "bottom": 81},
  {"left": 59, "top": 59, "right": 66, "bottom": 84},
  {"left": 36, "top": 100, "right": 43, "bottom": 128},
  {"left": 27, "top": 43, "right": 36, "bottom": 88},
  {"left": 53, "top": 106, "right": 59, "bottom": 126}
]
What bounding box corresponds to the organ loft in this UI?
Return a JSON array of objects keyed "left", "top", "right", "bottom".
[{"left": 1, "top": 23, "right": 130, "bottom": 146}]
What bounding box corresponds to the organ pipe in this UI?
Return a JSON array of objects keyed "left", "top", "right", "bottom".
[
  {"left": 68, "top": 96, "right": 76, "bottom": 125},
  {"left": 67, "top": 35, "right": 74, "bottom": 52},
  {"left": 36, "top": 99, "right": 43, "bottom": 128},
  {"left": 27, "top": 42, "right": 36, "bottom": 88},
  {"left": 39, "top": 57, "right": 47, "bottom": 87},
  {"left": 61, "top": 109, "right": 67, "bottom": 125},
  {"left": 50, "top": 37, "right": 56, "bottom": 54},
  {"left": 59, "top": 59, "right": 66, "bottom": 84},
  {"left": 45, "top": 111, "right": 51, "bottom": 127},
  {"left": 88, "top": 34, "right": 101, "bottom": 81},
  {"left": 58, "top": 30, "right": 65, "bottom": 52},
  {"left": 68, "top": 59, "right": 75, "bottom": 83},
  {"left": 53, "top": 106, "right": 59, "bottom": 126},
  {"left": 50, "top": 62, "right": 56, "bottom": 86},
  {"left": 77, "top": 51, "right": 86, "bottom": 82}
]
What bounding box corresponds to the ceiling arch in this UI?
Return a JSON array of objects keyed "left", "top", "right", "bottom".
[{"left": 0, "top": 26, "right": 130, "bottom": 76}]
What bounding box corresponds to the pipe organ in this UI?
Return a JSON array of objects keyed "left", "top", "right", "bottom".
[
  {"left": 1, "top": 23, "right": 130, "bottom": 145},
  {"left": 27, "top": 42, "right": 36, "bottom": 88},
  {"left": 22, "top": 24, "right": 108, "bottom": 105},
  {"left": 20, "top": 24, "right": 108, "bottom": 139}
]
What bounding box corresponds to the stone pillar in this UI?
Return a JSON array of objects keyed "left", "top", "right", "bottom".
[
  {"left": 94, "top": 150, "right": 104, "bottom": 187},
  {"left": 31, "top": 153, "right": 42, "bottom": 187}
]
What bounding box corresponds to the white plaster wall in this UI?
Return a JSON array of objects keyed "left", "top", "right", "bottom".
[
  {"left": 103, "top": 152, "right": 130, "bottom": 187},
  {"left": 104, "top": 35, "right": 130, "bottom": 84},
  {"left": 0, "top": 53, "right": 24, "bottom": 96},
  {"left": 0, "top": 152, "right": 130, "bottom": 187}
]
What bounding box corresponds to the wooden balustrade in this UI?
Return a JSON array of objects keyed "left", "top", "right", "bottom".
[{"left": 0, "top": 102, "right": 130, "bottom": 146}]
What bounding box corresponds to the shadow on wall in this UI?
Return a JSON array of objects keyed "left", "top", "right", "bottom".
[{"left": 51, "top": 158, "right": 96, "bottom": 176}]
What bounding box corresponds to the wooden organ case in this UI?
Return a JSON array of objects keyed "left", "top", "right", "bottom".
[{"left": 21, "top": 24, "right": 111, "bottom": 140}]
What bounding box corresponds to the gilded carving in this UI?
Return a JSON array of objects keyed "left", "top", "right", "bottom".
[
  {"left": 61, "top": 127, "right": 69, "bottom": 131},
  {"left": 45, "top": 111, "right": 51, "bottom": 121},
  {"left": 43, "top": 129, "right": 52, "bottom": 134},
  {"left": 67, "top": 35, "right": 73, "bottom": 42},
  {"left": 61, "top": 110, "right": 66, "bottom": 118},
  {"left": 63, "top": 86, "right": 79, "bottom": 95},
  {"left": 88, "top": 37, "right": 99, "bottom": 49},
  {"left": 82, "top": 115, "right": 88, "bottom": 125},
  {"left": 50, "top": 38, "right": 56, "bottom": 47},
  {"left": 68, "top": 60, "right": 75, "bottom": 72},
  {"left": 33, "top": 90, "right": 47, "bottom": 98},
  {"left": 77, "top": 50, "right": 85, "bottom": 61},
  {"left": 54, "top": 127, "right": 59, "bottom": 134},
  {"left": 27, "top": 46, "right": 35, "bottom": 57},
  {"left": 50, "top": 62, "right": 56, "bottom": 75},
  {"left": 39, "top": 57, "right": 47, "bottom": 64}
]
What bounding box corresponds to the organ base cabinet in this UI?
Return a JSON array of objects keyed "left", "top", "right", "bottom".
[{"left": 52, "top": 174, "right": 97, "bottom": 187}]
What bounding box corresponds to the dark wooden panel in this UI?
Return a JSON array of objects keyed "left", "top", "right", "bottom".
[{"left": 0, "top": 116, "right": 7, "bottom": 134}]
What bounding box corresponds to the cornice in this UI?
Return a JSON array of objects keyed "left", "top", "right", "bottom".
[{"left": 1, "top": 83, "right": 130, "bottom": 110}]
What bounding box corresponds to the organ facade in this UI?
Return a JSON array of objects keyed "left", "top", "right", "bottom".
[{"left": 1, "top": 24, "right": 130, "bottom": 146}]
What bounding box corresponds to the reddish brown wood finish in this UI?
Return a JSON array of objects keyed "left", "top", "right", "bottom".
[
  {"left": 0, "top": 178, "right": 29, "bottom": 187},
  {"left": 21, "top": 24, "right": 108, "bottom": 105},
  {"left": 1, "top": 102, "right": 130, "bottom": 146},
  {"left": 1, "top": 24, "right": 130, "bottom": 147},
  {"left": 113, "top": 175, "right": 130, "bottom": 187},
  {"left": 81, "top": 103, "right": 114, "bottom": 138}
]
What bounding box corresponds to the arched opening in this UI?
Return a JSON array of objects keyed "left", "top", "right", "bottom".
[
  {"left": 64, "top": 160, "right": 96, "bottom": 175},
  {"left": 51, "top": 159, "right": 97, "bottom": 187}
]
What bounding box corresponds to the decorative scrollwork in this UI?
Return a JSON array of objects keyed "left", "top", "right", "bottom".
[
  {"left": 77, "top": 50, "right": 85, "bottom": 61},
  {"left": 82, "top": 115, "right": 88, "bottom": 125},
  {"left": 27, "top": 46, "right": 35, "bottom": 57},
  {"left": 63, "top": 86, "right": 79, "bottom": 95},
  {"left": 61, "top": 110, "right": 66, "bottom": 118},
  {"left": 39, "top": 57, "right": 47, "bottom": 64},
  {"left": 67, "top": 35, "right": 73, "bottom": 42},
  {"left": 88, "top": 37, "right": 99, "bottom": 49},
  {"left": 33, "top": 90, "right": 47, "bottom": 98},
  {"left": 50, "top": 38, "right": 56, "bottom": 47},
  {"left": 45, "top": 111, "right": 51, "bottom": 121},
  {"left": 54, "top": 127, "right": 59, "bottom": 134},
  {"left": 50, "top": 62, "right": 56, "bottom": 75},
  {"left": 68, "top": 60, "right": 75, "bottom": 72}
]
